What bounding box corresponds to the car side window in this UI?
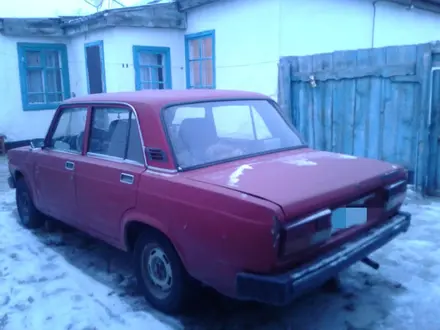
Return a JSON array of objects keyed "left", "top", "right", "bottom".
[
  {"left": 49, "top": 107, "right": 88, "bottom": 153},
  {"left": 88, "top": 107, "right": 145, "bottom": 165}
]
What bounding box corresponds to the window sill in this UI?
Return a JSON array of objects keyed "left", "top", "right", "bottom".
[{"left": 23, "top": 103, "right": 61, "bottom": 111}]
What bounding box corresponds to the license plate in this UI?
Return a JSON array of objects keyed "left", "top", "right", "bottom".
[{"left": 331, "top": 207, "right": 368, "bottom": 233}]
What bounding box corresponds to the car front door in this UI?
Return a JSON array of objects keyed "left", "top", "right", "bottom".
[
  {"left": 33, "top": 106, "right": 88, "bottom": 224},
  {"left": 74, "top": 105, "right": 146, "bottom": 242}
]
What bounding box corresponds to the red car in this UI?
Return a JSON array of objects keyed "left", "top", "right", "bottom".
[{"left": 6, "top": 90, "right": 411, "bottom": 314}]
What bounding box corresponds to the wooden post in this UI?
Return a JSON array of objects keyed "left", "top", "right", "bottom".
[{"left": 277, "top": 60, "right": 292, "bottom": 123}]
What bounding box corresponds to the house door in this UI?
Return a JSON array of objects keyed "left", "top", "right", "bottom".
[{"left": 85, "top": 41, "right": 106, "bottom": 94}]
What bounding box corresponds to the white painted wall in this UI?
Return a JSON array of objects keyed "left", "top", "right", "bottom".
[
  {"left": 4, "top": 0, "right": 440, "bottom": 142},
  {"left": 279, "top": 0, "right": 440, "bottom": 55},
  {"left": 185, "top": 0, "right": 281, "bottom": 100},
  {"left": 373, "top": 1, "right": 440, "bottom": 47},
  {"left": 0, "top": 35, "right": 68, "bottom": 141},
  {"left": 185, "top": 0, "right": 440, "bottom": 103},
  {"left": 90, "top": 27, "right": 186, "bottom": 93},
  {"left": 0, "top": 26, "right": 185, "bottom": 142}
]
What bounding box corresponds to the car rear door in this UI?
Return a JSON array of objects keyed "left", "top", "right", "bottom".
[
  {"left": 74, "top": 105, "right": 146, "bottom": 242},
  {"left": 33, "top": 106, "right": 88, "bottom": 224}
]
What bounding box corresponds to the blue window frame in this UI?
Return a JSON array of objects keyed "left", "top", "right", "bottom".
[
  {"left": 84, "top": 40, "right": 106, "bottom": 94},
  {"left": 185, "top": 30, "right": 215, "bottom": 89},
  {"left": 17, "top": 43, "right": 70, "bottom": 111},
  {"left": 132, "top": 46, "right": 172, "bottom": 90}
]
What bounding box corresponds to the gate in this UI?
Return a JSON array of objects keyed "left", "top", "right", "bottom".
[{"left": 278, "top": 43, "right": 433, "bottom": 194}]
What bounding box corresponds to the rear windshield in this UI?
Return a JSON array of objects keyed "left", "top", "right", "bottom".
[{"left": 162, "top": 99, "right": 305, "bottom": 169}]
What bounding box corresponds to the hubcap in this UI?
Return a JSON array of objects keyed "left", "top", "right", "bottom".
[
  {"left": 142, "top": 246, "right": 173, "bottom": 300},
  {"left": 18, "top": 191, "right": 30, "bottom": 225}
]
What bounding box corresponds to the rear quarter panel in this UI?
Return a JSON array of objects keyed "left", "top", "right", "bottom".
[{"left": 124, "top": 171, "right": 283, "bottom": 295}]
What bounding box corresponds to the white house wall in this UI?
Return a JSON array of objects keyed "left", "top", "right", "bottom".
[
  {"left": 279, "top": 0, "right": 440, "bottom": 55},
  {"left": 185, "top": 0, "right": 281, "bottom": 100},
  {"left": 69, "top": 27, "right": 186, "bottom": 96},
  {"left": 98, "top": 27, "right": 186, "bottom": 92},
  {"left": 185, "top": 0, "right": 440, "bottom": 103},
  {"left": 4, "top": 0, "right": 440, "bottom": 142},
  {"left": 0, "top": 35, "right": 68, "bottom": 141},
  {"left": 278, "top": 0, "right": 372, "bottom": 57},
  {"left": 1, "top": 27, "right": 185, "bottom": 142},
  {"left": 372, "top": 1, "right": 440, "bottom": 47}
]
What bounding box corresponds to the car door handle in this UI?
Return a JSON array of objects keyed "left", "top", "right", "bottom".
[
  {"left": 120, "top": 173, "right": 134, "bottom": 185},
  {"left": 65, "top": 161, "right": 75, "bottom": 171}
]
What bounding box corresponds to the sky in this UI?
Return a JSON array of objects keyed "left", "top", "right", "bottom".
[{"left": 0, "top": 0, "right": 161, "bottom": 17}]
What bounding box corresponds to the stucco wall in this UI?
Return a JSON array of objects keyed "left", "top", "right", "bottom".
[
  {"left": 185, "top": 0, "right": 281, "bottom": 100},
  {"left": 0, "top": 35, "right": 68, "bottom": 141},
  {"left": 279, "top": 0, "right": 440, "bottom": 55},
  {"left": 0, "top": 27, "right": 185, "bottom": 142},
  {"left": 3, "top": 0, "right": 440, "bottom": 142},
  {"left": 185, "top": 0, "right": 440, "bottom": 102},
  {"left": 69, "top": 27, "right": 186, "bottom": 94}
]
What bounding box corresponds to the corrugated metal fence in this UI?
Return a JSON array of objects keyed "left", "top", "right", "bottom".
[{"left": 278, "top": 42, "right": 440, "bottom": 195}]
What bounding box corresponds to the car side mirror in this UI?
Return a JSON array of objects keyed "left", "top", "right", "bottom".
[{"left": 30, "top": 138, "right": 45, "bottom": 149}]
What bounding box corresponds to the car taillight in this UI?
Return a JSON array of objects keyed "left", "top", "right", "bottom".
[
  {"left": 279, "top": 209, "right": 332, "bottom": 257},
  {"left": 384, "top": 180, "right": 407, "bottom": 211}
]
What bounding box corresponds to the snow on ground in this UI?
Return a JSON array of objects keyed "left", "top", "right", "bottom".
[
  {"left": 0, "top": 158, "right": 181, "bottom": 330},
  {"left": 1, "top": 155, "right": 440, "bottom": 330}
]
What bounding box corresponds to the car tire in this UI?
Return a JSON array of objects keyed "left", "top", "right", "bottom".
[
  {"left": 15, "top": 177, "right": 45, "bottom": 229},
  {"left": 134, "top": 231, "right": 196, "bottom": 314}
]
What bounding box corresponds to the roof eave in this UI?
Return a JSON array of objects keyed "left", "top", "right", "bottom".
[
  {"left": 0, "top": 3, "right": 186, "bottom": 38},
  {"left": 388, "top": 0, "right": 440, "bottom": 14},
  {"left": 175, "top": 0, "right": 440, "bottom": 13},
  {"left": 176, "top": 0, "right": 222, "bottom": 11}
]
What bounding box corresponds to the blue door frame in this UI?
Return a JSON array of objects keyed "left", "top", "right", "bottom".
[{"left": 84, "top": 40, "right": 106, "bottom": 94}]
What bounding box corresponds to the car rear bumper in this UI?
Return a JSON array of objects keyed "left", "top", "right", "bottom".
[
  {"left": 235, "top": 211, "right": 411, "bottom": 305},
  {"left": 7, "top": 175, "right": 15, "bottom": 189}
]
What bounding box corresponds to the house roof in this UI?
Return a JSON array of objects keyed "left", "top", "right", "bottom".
[
  {"left": 63, "top": 89, "right": 268, "bottom": 110},
  {"left": 176, "top": 0, "right": 222, "bottom": 11},
  {"left": 3, "top": 0, "right": 440, "bottom": 38},
  {"left": 0, "top": 2, "right": 185, "bottom": 38}
]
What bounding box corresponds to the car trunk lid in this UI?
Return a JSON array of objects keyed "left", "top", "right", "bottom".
[
  {"left": 185, "top": 148, "right": 407, "bottom": 264},
  {"left": 185, "top": 148, "right": 405, "bottom": 218}
]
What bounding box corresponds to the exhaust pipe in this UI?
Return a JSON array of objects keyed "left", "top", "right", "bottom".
[{"left": 361, "top": 257, "right": 380, "bottom": 270}]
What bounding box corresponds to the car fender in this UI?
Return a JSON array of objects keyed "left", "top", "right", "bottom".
[{"left": 119, "top": 209, "right": 189, "bottom": 266}]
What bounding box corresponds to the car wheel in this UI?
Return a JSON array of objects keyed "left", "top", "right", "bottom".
[
  {"left": 134, "top": 231, "right": 195, "bottom": 314},
  {"left": 15, "top": 177, "right": 45, "bottom": 229}
]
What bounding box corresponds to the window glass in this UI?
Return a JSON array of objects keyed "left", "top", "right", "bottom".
[
  {"left": 163, "top": 100, "right": 304, "bottom": 169},
  {"left": 134, "top": 47, "right": 171, "bottom": 90},
  {"left": 88, "top": 107, "right": 144, "bottom": 164},
  {"left": 18, "top": 43, "right": 68, "bottom": 109},
  {"left": 212, "top": 106, "right": 272, "bottom": 140},
  {"left": 50, "top": 107, "right": 88, "bottom": 152},
  {"left": 172, "top": 107, "right": 205, "bottom": 125},
  {"left": 186, "top": 32, "right": 214, "bottom": 89}
]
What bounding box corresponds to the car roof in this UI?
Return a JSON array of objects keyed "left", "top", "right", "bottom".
[{"left": 63, "top": 89, "right": 270, "bottom": 109}]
